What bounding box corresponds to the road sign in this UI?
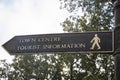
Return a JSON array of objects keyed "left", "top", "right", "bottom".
[{"left": 2, "top": 32, "right": 114, "bottom": 55}]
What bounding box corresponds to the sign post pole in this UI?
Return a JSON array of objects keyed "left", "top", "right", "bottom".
[{"left": 113, "top": 0, "right": 120, "bottom": 80}]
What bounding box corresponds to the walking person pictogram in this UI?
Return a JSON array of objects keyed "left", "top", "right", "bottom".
[{"left": 90, "top": 34, "right": 101, "bottom": 50}]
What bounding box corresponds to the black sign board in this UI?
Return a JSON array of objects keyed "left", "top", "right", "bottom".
[{"left": 2, "top": 32, "right": 114, "bottom": 55}]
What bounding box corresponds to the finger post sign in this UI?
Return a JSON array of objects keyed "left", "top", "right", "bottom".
[{"left": 2, "top": 32, "right": 114, "bottom": 55}]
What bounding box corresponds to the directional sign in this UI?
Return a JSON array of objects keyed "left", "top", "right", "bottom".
[{"left": 2, "top": 32, "right": 114, "bottom": 55}]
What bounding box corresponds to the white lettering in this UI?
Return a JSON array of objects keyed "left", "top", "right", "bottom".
[{"left": 17, "top": 45, "right": 41, "bottom": 50}]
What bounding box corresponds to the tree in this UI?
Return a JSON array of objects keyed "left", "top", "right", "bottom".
[
  {"left": 6, "top": 54, "right": 65, "bottom": 80},
  {"left": 0, "top": 60, "right": 11, "bottom": 80},
  {"left": 59, "top": 0, "right": 115, "bottom": 80},
  {"left": 60, "top": 0, "right": 114, "bottom": 32}
]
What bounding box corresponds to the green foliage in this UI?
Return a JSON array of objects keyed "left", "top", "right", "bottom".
[
  {"left": 60, "top": 0, "right": 115, "bottom": 80},
  {"left": 7, "top": 54, "right": 65, "bottom": 80},
  {"left": 0, "top": 60, "right": 11, "bottom": 79},
  {"left": 60, "top": 0, "right": 114, "bottom": 32}
]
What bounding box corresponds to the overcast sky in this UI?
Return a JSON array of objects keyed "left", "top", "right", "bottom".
[{"left": 0, "top": 0, "right": 70, "bottom": 62}]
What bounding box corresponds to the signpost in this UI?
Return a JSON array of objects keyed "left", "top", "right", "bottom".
[
  {"left": 2, "top": 32, "right": 114, "bottom": 55},
  {"left": 113, "top": 0, "right": 120, "bottom": 80}
]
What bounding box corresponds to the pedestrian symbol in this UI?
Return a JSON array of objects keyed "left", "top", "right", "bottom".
[{"left": 90, "top": 34, "right": 101, "bottom": 50}]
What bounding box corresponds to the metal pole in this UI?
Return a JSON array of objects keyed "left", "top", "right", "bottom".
[{"left": 113, "top": 0, "right": 120, "bottom": 80}]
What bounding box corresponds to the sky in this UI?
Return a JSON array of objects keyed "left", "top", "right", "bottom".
[{"left": 0, "top": 0, "right": 70, "bottom": 62}]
